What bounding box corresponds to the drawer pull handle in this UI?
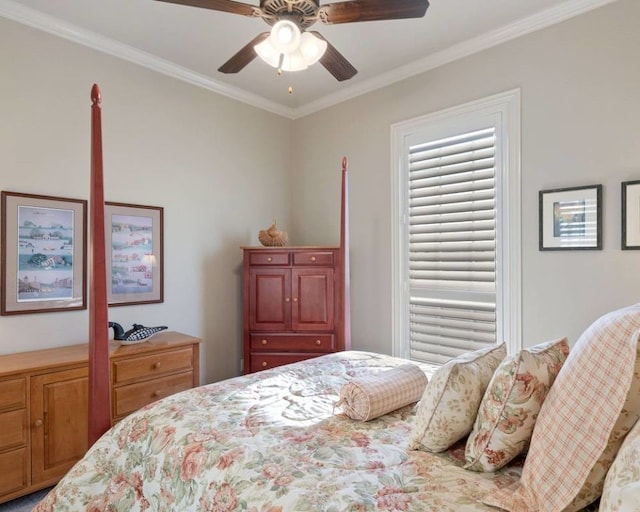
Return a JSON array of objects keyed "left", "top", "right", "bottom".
[
  {"left": 267, "top": 257, "right": 272, "bottom": 262},
  {"left": 285, "top": 297, "right": 290, "bottom": 303},
  {"left": 315, "top": 339, "right": 322, "bottom": 346},
  {"left": 153, "top": 362, "right": 161, "bottom": 370},
  {"left": 292, "top": 297, "right": 298, "bottom": 302},
  {"left": 33, "top": 419, "right": 43, "bottom": 428},
  {"left": 152, "top": 391, "right": 161, "bottom": 398},
  {"left": 261, "top": 339, "right": 268, "bottom": 345},
  {"left": 261, "top": 361, "right": 268, "bottom": 367},
  {"left": 310, "top": 256, "right": 316, "bottom": 262}
]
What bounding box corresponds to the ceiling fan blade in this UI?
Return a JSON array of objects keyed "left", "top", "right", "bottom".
[
  {"left": 218, "top": 32, "right": 269, "bottom": 74},
  {"left": 311, "top": 32, "right": 357, "bottom": 82},
  {"left": 155, "top": 0, "right": 255, "bottom": 17},
  {"left": 319, "top": 0, "right": 429, "bottom": 24}
]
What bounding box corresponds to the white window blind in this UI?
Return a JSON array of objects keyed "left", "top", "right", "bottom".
[
  {"left": 408, "top": 127, "right": 497, "bottom": 364},
  {"left": 392, "top": 90, "right": 521, "bottom": 366}
]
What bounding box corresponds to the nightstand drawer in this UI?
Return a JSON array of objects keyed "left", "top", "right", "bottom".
[
  {"left": 0, "top": 378, "right": 26, "bottom": 411},
  {"left": 112, "top": 348, "right": 194, "bottom": 384},
  {"left": 250, "top": 334, "right": 334, "bottom": 352},
  {"left": 249, "top": 251, "right": 290, "bottom": 266},
  {"left": 292, "top": 251, "right": 334, "bottom": 266},
  {"left": 0, "top": 409, "right": 27, "bottom": 451},
  {"left": 113, "top": 371, "right": 194, "bottom": 419}
]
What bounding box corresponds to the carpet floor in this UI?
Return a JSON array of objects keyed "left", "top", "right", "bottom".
[{"left": 0, "top": 488, "right": 51, "bottom": 512}]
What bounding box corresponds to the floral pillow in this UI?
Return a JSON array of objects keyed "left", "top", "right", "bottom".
[
  {"left": 483, "top": 303, "right": 640, "bottom": 512},
  {"left": 408, "top": 343, "right": 506, "bottom": 453},
  {"left": 464, "top": 337, "right": 569, "bottom": 472},
  {"left": 600, "top": 418, "right": 640, "bottom": 511}
]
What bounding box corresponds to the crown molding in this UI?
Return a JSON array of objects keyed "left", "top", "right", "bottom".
[
  {"left": 293, "top": 0, "right": 618, "bottom": 118},
  {"left": 0, "top": 0, "right": 617, "bottom": 120},
  {"left": 0, "top": 0, "right": 296, "bottom": 118}
]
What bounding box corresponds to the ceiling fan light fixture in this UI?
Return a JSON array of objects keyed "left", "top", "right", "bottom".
[
  {"left": 254, "top": 38, "right": 280, "bottom": 68},
  {"left": 269, "top": 19, "right": 301, "bottom": 55},
  {"left": 281, "top": 50, "right": 309, "bottom": 72},
  {"left": 299, "top": 32, "right": 327, "bottom": 65}
]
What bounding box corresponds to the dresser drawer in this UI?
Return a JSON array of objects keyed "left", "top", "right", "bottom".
[
  {"left": 0, "top": 409, "right": 27, "bottom": 451},
  {"left": 0, "top": 378, "right": 26, "bottom": 411},
  {"left": 250, "top": 353, "right": 323, "bottom": 373},
  {"left": 292, "top": 251, "right": 334, "bottom": 266},
  {"left": 112, "top": 348, "right": 194, "bottom": 384},
  {"left": 113, "top": 371, "right": 194, "bottom": 419},
  {"left": 249, "top": 251, "right": 290, "bottom": 266},
  {"left": 250, "top": 334, "right": 335, "bottom": 352},
  {"left": 0, "top": 447, "right": 27, "bottom": 496}
]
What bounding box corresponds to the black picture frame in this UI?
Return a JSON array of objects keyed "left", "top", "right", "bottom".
[
  {"left": 539, "top": 184, "right": 602, "bottom": 251},
  {"left": 622, "top": 180, "right": 640, "bottom": 250}
]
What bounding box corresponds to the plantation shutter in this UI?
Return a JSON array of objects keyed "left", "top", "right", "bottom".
[{"left": 408, "top": 127, "right": 497, "bottom": 364}]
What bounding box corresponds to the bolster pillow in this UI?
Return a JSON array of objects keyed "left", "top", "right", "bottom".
[{"left": 335, "top": 363, "right": 428, "bottom": 421}]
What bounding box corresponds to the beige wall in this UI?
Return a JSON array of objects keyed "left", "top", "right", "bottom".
[
  {"left": 291, "top": 0, "right": 640, "bottom": 352},
  {"left": 0, "top": 18, "right": 293, "bottom": 384},
  {"left": 1, "top": 0, "right": 639, "bottom": 383}
]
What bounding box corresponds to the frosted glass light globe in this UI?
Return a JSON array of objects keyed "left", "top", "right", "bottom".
[{"left": 269, "top": 20, "right": 301, "bottom": 55}]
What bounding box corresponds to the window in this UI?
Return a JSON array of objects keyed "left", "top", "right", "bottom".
[{"left": 391, "top": 90, "right": 521, "bottom": 364}]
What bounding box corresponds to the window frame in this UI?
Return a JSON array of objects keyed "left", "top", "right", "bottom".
[{"left": 390, "top": 89, "right": 522, "bottom": 361}]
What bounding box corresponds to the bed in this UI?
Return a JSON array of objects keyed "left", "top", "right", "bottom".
[
  {"left": 35, "top": 86, "right": 637, "bottom": 511},
  {"left": 35, "top": 350, "right": 531, "bottom": 511}
]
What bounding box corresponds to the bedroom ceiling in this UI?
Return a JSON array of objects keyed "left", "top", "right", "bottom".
[{"left": 1, "top": 0, "right": 614, "bottom": 117}]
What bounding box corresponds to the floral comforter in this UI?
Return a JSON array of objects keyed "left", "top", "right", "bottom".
[{"left": 36, "top": 351, "right": 530, "bottom": 512}]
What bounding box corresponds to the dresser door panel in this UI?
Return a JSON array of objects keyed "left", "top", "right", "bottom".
[
  {"left": 291, "top": 268, "right": 334, "bottom": 331},
  {"left": 31, "top": 367, "right": 88, "bottom": 485},
  {"left": 249, "top": 268, "right": 291, "bottom": 331}
]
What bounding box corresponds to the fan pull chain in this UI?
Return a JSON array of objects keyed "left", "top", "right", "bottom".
[{"left": 276, "top": 53, "right": 284, "bottom": 75}]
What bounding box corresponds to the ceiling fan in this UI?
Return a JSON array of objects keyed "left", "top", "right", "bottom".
[{"left": 155, "top": 0, "right": 430, "bottom": 81}]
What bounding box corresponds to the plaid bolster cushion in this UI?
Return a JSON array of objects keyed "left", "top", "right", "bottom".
[{"left": 336, "top": 364, "right": 428, "bottom": 421}]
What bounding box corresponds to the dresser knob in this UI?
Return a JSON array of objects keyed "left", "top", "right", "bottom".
[
  {"left": 285, "top": 297, "right": 290, "bottom": 303},
  {"left": 152, "top": 391, "right": 160, "bottom": 398},
  {"left": 34, "top": 419, "right": 43, "bottom": 428},
  {"left": 261, "top": 339, "right": 268, "bottom": 345},
  {"left": 261, "top": 361, "right": 268, "bottom": 367},
  {"left": 292, "top": 297, "right": 298, "bottom": 302},
  {"left": 315, "top": 339, "right": 322, "bottom": 346},
  {"left": 310, "top": 256, "right": 316, "bottom": 262},
  {"left": 267, "top": 257, "right": 272, "bottom": 262},
  {"left": 153, "top": 362, "right": 161, "bottom": 369}
]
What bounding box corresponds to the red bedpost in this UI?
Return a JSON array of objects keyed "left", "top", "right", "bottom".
[
  {"left": 88, "top": 84, "right": 111, "bottom": 445},
  {"left": 339, "top": 157, "right": 351, "bottom": 349}
]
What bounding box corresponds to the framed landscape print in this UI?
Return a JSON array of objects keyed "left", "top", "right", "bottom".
[
  {"left": 105, "top": 202, "right": 164, "bottom": 306},
  {"left": 622, "top": 180, "right": 640, "bottom": 250},
  {"left": 1, "top": 191, "right": 87, "bottom": 315},
  {"left": 539, "top": 185, "right": 602, "bottom": 250}
]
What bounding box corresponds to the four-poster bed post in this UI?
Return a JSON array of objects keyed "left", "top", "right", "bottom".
[
  {"left": 339, "top": 156, "right": 351, "bottom": 349},
  {"left": 88, "top": 84, "right": 111, "bottom": 444}
]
